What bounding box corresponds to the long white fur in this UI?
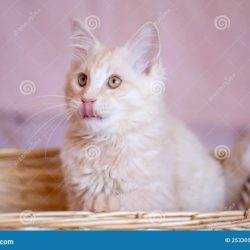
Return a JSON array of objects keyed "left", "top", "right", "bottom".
[{"left": 61, "top": 19, "right": 249, "bottom": 212}]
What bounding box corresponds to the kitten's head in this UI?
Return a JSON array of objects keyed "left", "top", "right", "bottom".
[{"left": 65, "top": 19, "right": 165, "bottom": 134}]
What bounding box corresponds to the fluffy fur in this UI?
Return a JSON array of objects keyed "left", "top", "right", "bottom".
[{"left": 61, "top": 19, "right": 249, "bottom": 212}]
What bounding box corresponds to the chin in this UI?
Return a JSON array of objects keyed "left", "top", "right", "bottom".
[{"left": 80, "top": 116, "right": 117, "bottom": 133}]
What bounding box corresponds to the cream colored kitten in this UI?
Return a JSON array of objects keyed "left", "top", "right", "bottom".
[{"left": 61, "top": 19, "right": 249, "bottom": 212}]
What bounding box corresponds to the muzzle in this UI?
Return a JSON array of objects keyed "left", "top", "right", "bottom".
[{"left": 81, "top": 99, "right": 97, "bottom": 118}]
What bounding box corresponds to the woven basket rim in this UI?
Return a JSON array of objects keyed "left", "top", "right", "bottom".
[{"left": 0, "top": 210, "right": 249, "bottom": 230}]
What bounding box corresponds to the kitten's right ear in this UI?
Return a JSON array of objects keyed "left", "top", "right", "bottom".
[
  {"left": 70, "top": 18, "right": 100, "bottom": 61},
  {"left": 124, "top": 22, "right": 161, "bottom": 74}
]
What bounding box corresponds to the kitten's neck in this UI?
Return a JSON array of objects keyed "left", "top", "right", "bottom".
[{"left": 66, "top": 110, "right": 170, "bottom": 149}]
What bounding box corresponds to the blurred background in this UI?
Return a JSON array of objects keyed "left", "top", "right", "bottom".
[{"left": 0, "top": 0, "right": 249, "bottom": 149}]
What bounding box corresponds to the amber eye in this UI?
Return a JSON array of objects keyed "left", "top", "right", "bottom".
[
  {"left": 78, "top": 73, "right": 87, "bottom": 87},
  {"left": 108, "top": 75, "right": 122, "bottom": 89}
]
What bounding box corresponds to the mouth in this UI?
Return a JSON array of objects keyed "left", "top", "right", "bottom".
[
  {"left": 79, "top": 106, "right": 102, "bottom": 120},
  {"left": 82, "top": 115, "right": 102, "bottom": 120},
  {"left": 78, "top": 99, "right": 103, "bottom": 120}
]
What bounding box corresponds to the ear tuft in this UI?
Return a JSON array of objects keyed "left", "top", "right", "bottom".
[
  {"left": 124, "top": 22, "right": 161, "bottom": 74},
  {"left": 70, "top": 18, "right": 99, "bottom": 62}
]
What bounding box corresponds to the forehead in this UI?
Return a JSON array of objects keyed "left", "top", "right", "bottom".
[
  {"left": 87, "top": 48, "right": 123, "bottom": 81},
  {"left": 87, "top": 48, "right": 116, "bottom": 72}
]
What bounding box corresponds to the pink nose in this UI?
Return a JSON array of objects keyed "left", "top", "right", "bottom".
[{"left": 81, "top": 99, "right": 96, "bottom": 118}]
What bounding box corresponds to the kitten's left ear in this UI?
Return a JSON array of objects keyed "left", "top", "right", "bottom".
[
  {"left": 124, "top": 22, "right": 161, "bottom": 74},
  {"left": 70, "top": 18, "right": 100, "bottom": 61}
]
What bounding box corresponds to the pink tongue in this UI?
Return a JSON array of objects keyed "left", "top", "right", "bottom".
[{"left": 82, "top": 101, "right": 95, "bottom": 117}]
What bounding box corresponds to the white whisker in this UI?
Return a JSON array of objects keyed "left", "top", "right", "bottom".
[
  {"left": 4, "top": 104, "right": 69, "bottom": 145},
  {"left": 30, "top": 110, "right": 68, "bottom": 142},
  {"left": 44, "top": 111, "right": 73, "bottom": 158}
]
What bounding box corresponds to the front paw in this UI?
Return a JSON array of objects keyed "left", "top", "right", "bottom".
[{"left": 92, "top": 194, "right": 120, "bottom": 212}]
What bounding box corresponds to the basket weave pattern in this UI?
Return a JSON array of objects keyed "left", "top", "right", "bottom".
[{"left": 0, "top": 148, "right": 67, "bottom": 212}]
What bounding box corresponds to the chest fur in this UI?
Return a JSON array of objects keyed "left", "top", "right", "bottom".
[{"left": 61, "top": 134, "right": 161, "bottom": 199}]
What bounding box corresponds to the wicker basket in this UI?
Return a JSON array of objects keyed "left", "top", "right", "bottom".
[{"left": 0, "top": 148, "right": 249, "bottom": 230}]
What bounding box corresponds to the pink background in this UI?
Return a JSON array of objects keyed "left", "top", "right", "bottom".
[{"left": 0, "top": 0, "right": 249, "bottom": 149}]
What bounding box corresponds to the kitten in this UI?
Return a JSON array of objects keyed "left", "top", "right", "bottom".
[{"left": 61, "top": 19, "right": 250, "bottom": 212}]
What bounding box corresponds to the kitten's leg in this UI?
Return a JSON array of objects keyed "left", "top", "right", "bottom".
[
  {"left": 85, "top": 193, "right": 120, "bottom": 212},
  {"left": 118, "top": 190, "right": 177, "bottom": 211},
  {"left": 86, "top": 190, "right": 176, "bottom": 212}
]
